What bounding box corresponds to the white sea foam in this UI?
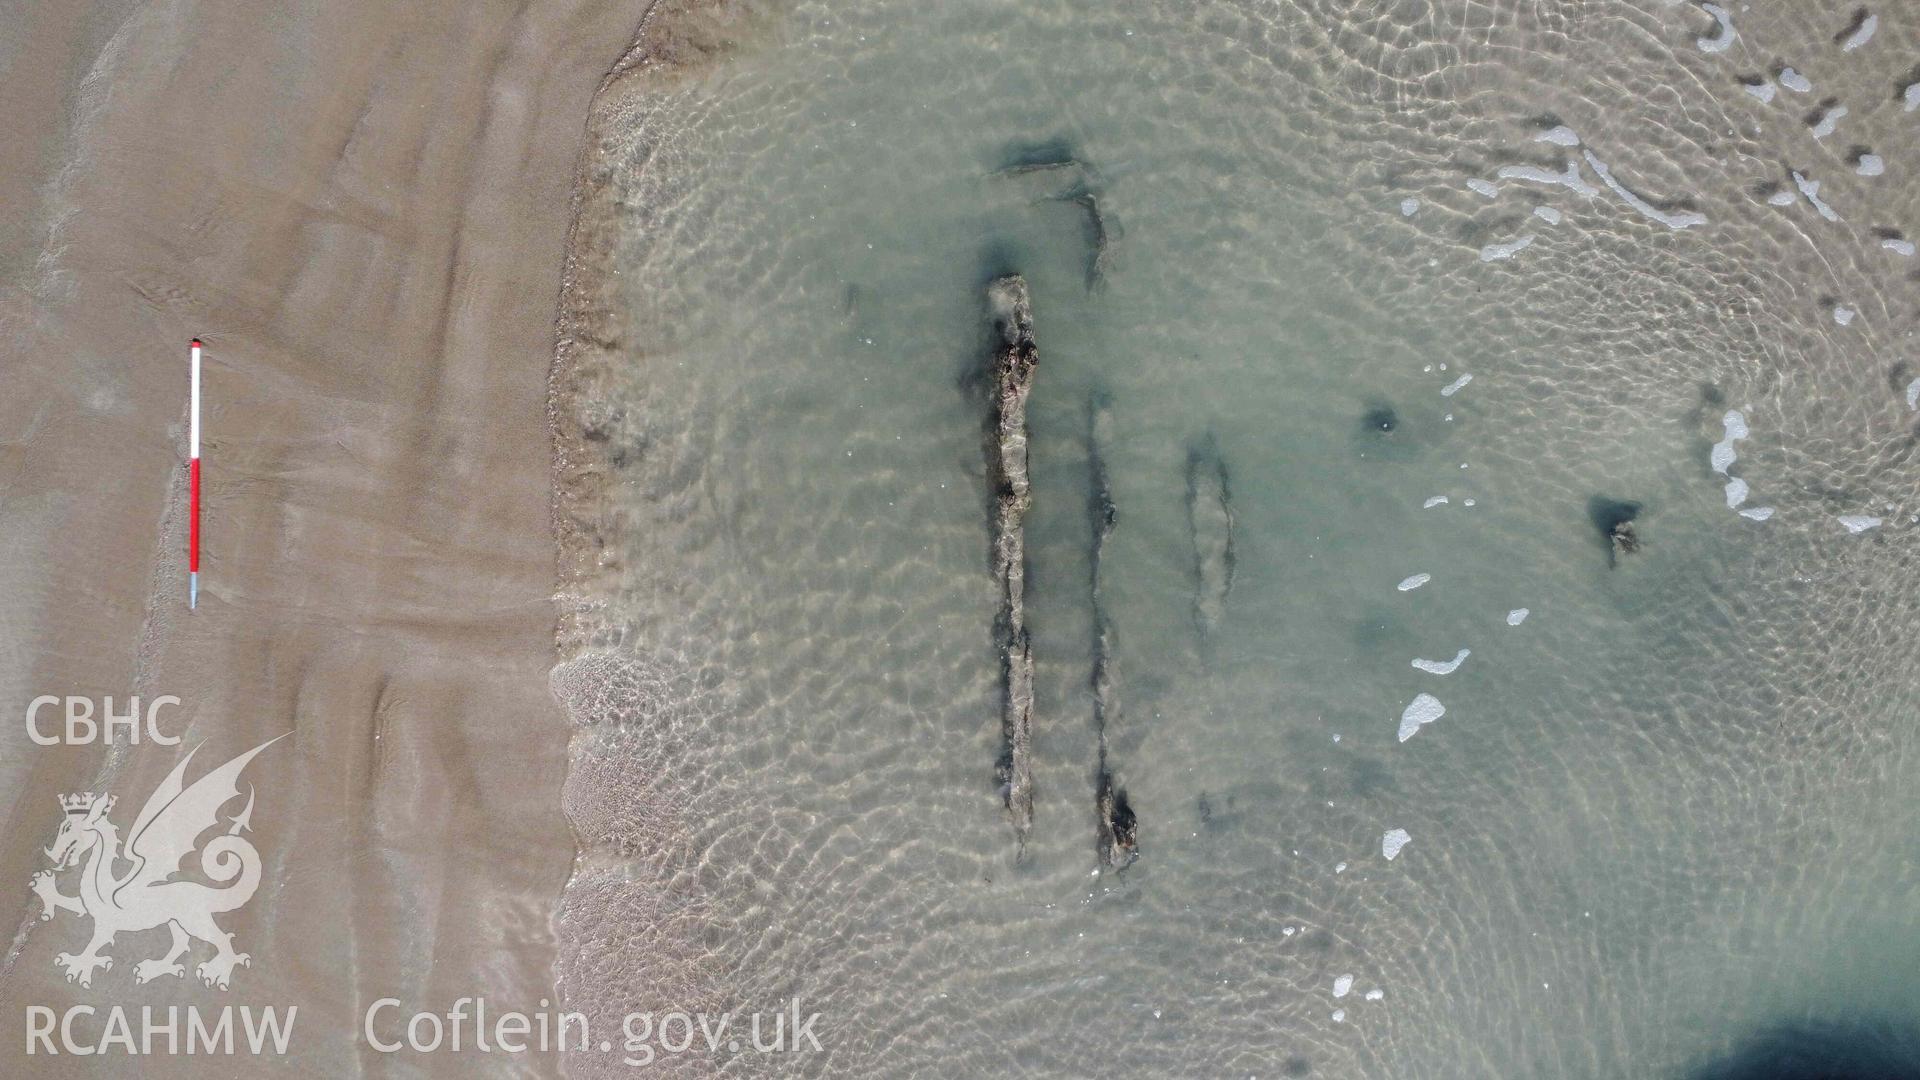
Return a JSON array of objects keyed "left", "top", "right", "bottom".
[
  {"left": 1334, "top": 975, "right": 1354, "bottom": 998},
  {"left": 1398, "top": 693, "right": 1445, "bottom": 742},
  {"left": 1507, "top": 608, "right": 1529, "bottom": 625},
  {"left": 1711, "top": 409, "right": 1748, "bottom": 473},
  {"left": 1840, "top": 13, "right": 1877, "bottom": 51},
  {"left": 1332, "top": 1009, "right": 1346, "bottom": 1023},
  {"left": 1884, "top": 238, "right": 1915, "bottom": 257},
  {"left": 1906, "top": 377, "right": 1920, "bottom": 410},
  {"left": 1535, "top": 125, "right": 1581, "bottom": 147},
  {"left": 1810, "top": 105, "right": 1846, "bottom": 139},
  {"left": 1709, "top": 412, "right": 1757, "bottom": 519},
  {"left": 1533, "top": 205, "right": 1563, "bottom": 224},
  {"left": 1413, "top": 649, "right": 1470, "bottom": 675},
  {"left": 1766, "top": 190, "right": 1796, "bottom": 206},
  {"left": 1480, "top": 235, "right": 1535, "bottom": 262},
  {"left": 1583, "top": 150, "right": 1706, "bottom": 229},
  {"left": 1401, "top": 196, "right": 1421, "bottom": 217},
  {"left": 1838, "top": 515, "right": 1881, "bottom": 533},
  {"left": 1424, "top": 495, "right": 1449, "bottom": 508},
  {"left": 1856, "top": 155, "right": 1883, "bottom": 177},
  {"left": 1365, "top": 988, "right": 1386, "bottom": 1002},
  {"left": 1740, "top": 506, "right": 1775, "bottom": 521},
  {"left": 1497, "top": 161, "right": 1598, "bottom": 197},
  {"left": 1907, "top": 82, "right": 1920, "bottom": 111},
  {"left": 1792, "top": 171, "right": 1840, "bottom": 221},
  {"left": 1468, "top": 177, "right": 1499, "bottom": 198},
  {"left": 1743, "top": 79, "right": 1777, "bottom": 103},
  {"left": 1833, "top": 306, "right": 1854, "bottom": 326},
  {"left": 1696, "top": 3, "right": 1735, "bottom": 52},
  {"left": 1397, "top": 573, "right": 1431, "bottom": 592},
  {"left": 1382, "top": 829, "right": 1411, "bottom": 860},
  {"left": 1441, "top": 373, "right": 1474, "bottom": 396},
  {"left": 1780, "top": 67, "right": 1812, "bottom": 93}
]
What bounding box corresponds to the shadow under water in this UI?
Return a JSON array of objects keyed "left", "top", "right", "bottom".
[{"left": 1688, "top": 1018, "right": 1920, "bottom": 1080}]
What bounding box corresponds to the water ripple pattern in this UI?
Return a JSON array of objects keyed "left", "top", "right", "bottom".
[{"left": 547, "top": 0, "right": 1920, "bottom": 1076}]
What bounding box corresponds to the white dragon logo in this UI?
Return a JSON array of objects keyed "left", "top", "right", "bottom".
[{"left": 29, "top": 735, "right": 283, "bottom": 990}]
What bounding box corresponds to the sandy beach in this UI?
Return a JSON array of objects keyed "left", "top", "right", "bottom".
[{"left": 0, "top": 0, "right": 658, "bottom": 1073}]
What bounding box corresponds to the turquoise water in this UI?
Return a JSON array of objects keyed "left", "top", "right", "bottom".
[{"left": 551, "top": 1, "right": 1920, "bottom": 1075}]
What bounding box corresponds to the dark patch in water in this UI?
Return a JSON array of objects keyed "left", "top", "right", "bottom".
[
  {"left": 1898, "top": 65, "right": 1920, "bottom": 106},
  {"left": 1803, "top": 98, "right": 1843, "bottom": 130},
  {"left": 1283, "top": 1055, "right": 1312, "bottom": 1077},
  {"left": 1353, "top": 605, "right": 1412, "bottom": 651},
  {"left": 1587, "top": 496, "right": 1643, "bottom": 567},
  {"left": 1193, "top": 785, "right": 1283, "bottom": 833},
  {"left": 996, "top": 136, "right": 1079, "bottom": 174},
  {"left": 1186, "top": 433, "right": 1236, "bottom": 638},
  {"left": 1352, "top": 398, "right": 1422, "bottom": 459},
  {"left": 956, "top": 245, "right": 1029, "bottom": 400},
  {"left": 1832, "top": 8, "right": 1874, "bottom": 47},
  {"left": 973, "top": 240, "right": 1026, "bottom": 291},
  {"left": 1050, "top": 184, "right": 1118, "bottom": 291},
  {"left": 1690, "top": 1018, "right": 1920, "bottom": 1080},
  {"left": 1346, "top": 755, "right": 1393, "bottom": 799}
]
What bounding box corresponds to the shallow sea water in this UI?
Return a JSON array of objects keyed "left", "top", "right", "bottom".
[{"left": 550, "top": 0, "right": 1920, "bottom": 1076}]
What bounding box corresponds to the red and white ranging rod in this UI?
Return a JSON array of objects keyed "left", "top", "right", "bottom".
[{"left": 189, "top": 338, "right": 202, "bottom": 609}]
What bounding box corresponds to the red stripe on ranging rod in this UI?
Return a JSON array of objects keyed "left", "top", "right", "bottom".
[
  {"left": 189, "top": 339, "right": 202, "bottom": 610},
  {"left": 189, "top": 459, "right": 201, "bottom": 571}
]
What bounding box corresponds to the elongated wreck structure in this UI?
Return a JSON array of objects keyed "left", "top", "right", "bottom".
[
  {"left": 987, "top": 275, "right": 1037, "bottom": 844},
  {"left": 1088, "top": 394, "right": 1137, "bottom": 867}
]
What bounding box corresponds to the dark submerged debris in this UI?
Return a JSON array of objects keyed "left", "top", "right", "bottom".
[
  {"left": 1187, "top": 433, "right": 1236, "bottom": 638},
  {"left": 993, "top": 135, "right": 1081, "bottom": 177},
  {"left": 1097, "top": 778, "right": 1137, "bottom": 864},
  {"left": 1588, "top": 496, "right": 1643, "bottom": 567},
  {"left": 1087, "top": 393, "right": 1137, "bottom": 867},
  {"left": 1053, "top": 184, "right": 1120, "bottom": 291},
  {"left": 990, "top": 138, "right": 1118, "bottom": 291}
]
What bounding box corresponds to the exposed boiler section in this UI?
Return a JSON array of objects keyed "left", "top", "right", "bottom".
[
  {"left": 986, "top": 275, "right": 1038, "bottom": 844},
  {"left": 1087, "top": 394, "right": 1137, "bottom": 867}
]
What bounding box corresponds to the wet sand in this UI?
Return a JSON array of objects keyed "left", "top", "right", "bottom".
[{"left": 0, "top": 0, "right": 651, "bottom": 1074}]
